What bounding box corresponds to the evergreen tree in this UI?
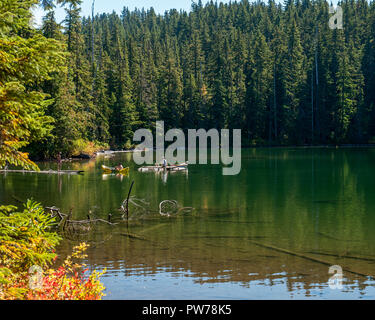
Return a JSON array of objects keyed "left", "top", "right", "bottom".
[
  {"left": 280, "top": 16, "right": 305, "bottom": 143},
  {"left": 5, "top": 0, "right": 375, "bottom": 160},
  {"left": 0, "top": 0, "right": 66, "bottom": 169}
]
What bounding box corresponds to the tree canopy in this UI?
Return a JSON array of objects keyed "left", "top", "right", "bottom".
[
  {"left": 0, "top": 0, "right": 66, "bottom": 169},
  {"left": 2, "top": 0, "right": 375, "bottom": 164}
]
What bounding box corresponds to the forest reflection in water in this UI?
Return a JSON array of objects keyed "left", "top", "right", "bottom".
[{"left": 1, "top": 147, "right": 375, "bottom": 299}]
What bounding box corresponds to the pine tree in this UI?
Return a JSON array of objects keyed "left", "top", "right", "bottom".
[
  {"left": 158, "top": 40, "right": 183, "bottom": 130},
  {"left": 42, "top": 10, "right": 63, "bottom": 40},
  {"left": 280, "top": 16, "right": 305, "bottom": 143},
  {"left": 245, "top": 31, "right": 273, "bottom": 143},
  {"left": 64, "top": 3, "right": 95, "bottom": 140}
]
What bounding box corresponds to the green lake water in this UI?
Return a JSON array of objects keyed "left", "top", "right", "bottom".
[{"left": 1, "top": 147, "right": 375, "bottom": 299}]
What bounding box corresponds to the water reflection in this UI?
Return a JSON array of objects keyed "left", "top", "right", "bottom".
[
  {"left": 1, "top": 147, "right": 375, "bottom": 299},
  {"left": 54, "top": 215, "right": 375, "bottom": 299}
]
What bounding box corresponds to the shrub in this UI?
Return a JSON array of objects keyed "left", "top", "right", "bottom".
[
  {"left": 0, "top": 201, "right": 106, "bottom": 300},
  {"left": 71, "top": 139, "right": 109, "bottom": 157},
  {"left": 123, "top": 140, "right": 134, "bottom": 150}
]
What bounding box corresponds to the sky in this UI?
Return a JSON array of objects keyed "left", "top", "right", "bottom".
[
  {"left": 32, "top": 0, "right": 233, "bottom": 26},
  {"left": 31, "top": 0, "right": 340, "bottom": 27}
]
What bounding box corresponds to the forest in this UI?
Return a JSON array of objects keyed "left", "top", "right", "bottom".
[{"left": 1, "top": 0, "right": 375, "bottom": 163}]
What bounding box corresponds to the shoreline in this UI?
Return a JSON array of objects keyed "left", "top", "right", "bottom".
[
  {"left": 241, "top": 143, "right": 375, "bottom": 149},
  {"left": 29, "top": 144, "right": 375, "bottom": 163}
]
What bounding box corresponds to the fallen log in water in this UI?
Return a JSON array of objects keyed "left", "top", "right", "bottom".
[
  {"left": 249, "top": 240, "right": 373, "bottom": 279},
  {"left": 120, "top": 232, "right": 149, "bottom": 241},
  {"left": 205, "top": 219, "right": 269, "bottom": 225},
  {"left": 307, "top": 251, "right": 375, "bottom": 262},
  {"left": 198, "top": 207, "right": 241, "bottom": 214},
  {"left": 138, "top": 223, "right": 168, "bottom": 235},
  {"left": 0, "top": 169, "right": 84, "bottom": 175},
  {"left": 316, "top": 232, "right": 361, "bottom": 242},
  {"left": 183, "top": 235, "right": 268, "bottom": 240}
]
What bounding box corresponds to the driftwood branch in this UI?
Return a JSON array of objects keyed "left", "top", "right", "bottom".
[{"left": 46, "top": 206, "right": 117, "bottom": 235}]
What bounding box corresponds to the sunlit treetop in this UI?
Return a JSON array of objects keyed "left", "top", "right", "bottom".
[{"left": 40, "top": 0, "right": 82, "bottom": 11}]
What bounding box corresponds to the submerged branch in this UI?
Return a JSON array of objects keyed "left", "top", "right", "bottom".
[
  {"left": 249, "top": 240, "right": 373, "bottom": 279},
  {"left": 307, "top": 251, "right": 375, "bottom": 262},
  {"left": 120, "top": 232, "right": 148, "bottom": 241},
  {"left": 46, "top": 206, "right": 117, "bottom": 236}
]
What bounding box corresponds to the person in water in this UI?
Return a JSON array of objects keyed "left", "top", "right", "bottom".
[{"left": 116, "top": 164, "right": 124, "bottom": 171}]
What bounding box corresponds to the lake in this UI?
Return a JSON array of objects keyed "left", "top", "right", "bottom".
[{"left": 1, "top": 147, "right": 375, "bottom": 299}]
